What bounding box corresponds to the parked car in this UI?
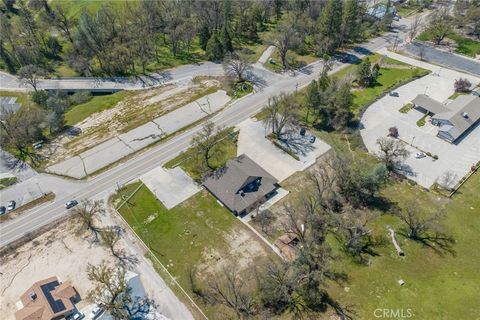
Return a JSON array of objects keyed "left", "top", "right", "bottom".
[
  {"left": 7, "top": 200, "right": 16, "bottom": 211},
  {"left": 393, "top": 15, "right": 400, "bottom": 21},
  {"left": 300, "top": 127, "right": 306, "bottom": 136},
  {"left": 89, "top": 306, "right": 103, "bottom": 319},
  {"left": 69, "top": 310, "right": 84, "bottom": 320},
  {"left": 0, "top": 206, "right": 6, "bottom": 215},
  {"left": 33, "top": 141, "right": 43, "bottom": 150},
  {"left": 309, "top": 136, "right": 316, "bottom": 143},
  {"left": 415, "top": 152, "right": 426, "bottom": 159},
  {"left": 389, "top": 91, "right": 399, "bottom": 97},
  {"left": 65, "top": 200, "right": 78, "bottom": 209}
]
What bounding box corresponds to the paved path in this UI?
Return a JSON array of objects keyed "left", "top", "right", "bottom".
[
  {"left": 0, "top": 17, "right": 413, "bottom": 247},
  {"left": 404, "top": 42, "right": 480, "bottom": 76}
]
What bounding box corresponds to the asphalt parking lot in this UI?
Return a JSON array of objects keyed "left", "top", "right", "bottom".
[{"left": 361, "top": 51, "right": 480, "bottom": 188}]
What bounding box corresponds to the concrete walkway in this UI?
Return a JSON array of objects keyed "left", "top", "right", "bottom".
[{"left": 47, "top": 91, "right": 230, "bottom": 179}]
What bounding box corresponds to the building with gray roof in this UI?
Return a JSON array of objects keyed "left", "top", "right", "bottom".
[
  {"left": 202, "top": 154, "right": 278, "bottom": 216},
  {"left": 412, "top": 93, "right": 480, "bottom": 143}
]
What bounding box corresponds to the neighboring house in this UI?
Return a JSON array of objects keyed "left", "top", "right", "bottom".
[
  {"left": 15, "top": 276, "right": 80, "bottom": 320},
  {"left": 412, "top": 94, "right": 480, "bottom": 143},
  {"left": 0, "top": 96, "right": 21, "bottom": 118},
  {"left": 203, "top": 154, "right": 279, "bottom": 216},
  {"left": 366, "top": 3, "right": 397, "bottom": 20}
]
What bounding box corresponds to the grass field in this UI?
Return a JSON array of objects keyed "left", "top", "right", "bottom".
[
  {"left": 328, "top": 172, "right": 480, "bottom": 320},
  {"left": 264, "top": 48, "right": 319, "bottom": 72},
  {"left": 164, "top": 129, "right": 238, "bottom": 181},
  {"left": 417, "top": 31, "right": 480, "bottom": 58},
  {"left": 0, "top": 176, "right": 17, "bottom": 190},
  {"left": 64, "top": 91, "right": 129, "bottom": 125},
  {"left": 115, "top": 183, "right": 273, "bottom": 318},
  {"left": 331, "top": 54, "right": 430, "bottom": 113}
]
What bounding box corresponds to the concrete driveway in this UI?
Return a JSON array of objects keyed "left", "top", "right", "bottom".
[
  {"left": 140, "top": 167, "right": 201, "bottom": 209},
  {"left": 236, "top": 118, "right": 331, "bottom": 182},
  {"left": 361, "top": 50, "right": 480, "bottom": 188}
]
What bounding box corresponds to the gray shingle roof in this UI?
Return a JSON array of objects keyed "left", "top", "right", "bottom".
[
  {"left": 433, "top": 95, "right": 480, "bottom": 141},
  {"left": 202, "top": 154, "right": 278, "bottom": 214},
  {"left": 412, "top": 94, "right": 450, "bottom": 114}
]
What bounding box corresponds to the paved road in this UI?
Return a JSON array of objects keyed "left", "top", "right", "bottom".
[
  {"left": 0, "top": 12, "right": 420, "bottom": 246},
  {"left": 0, "top": 29, "right": 399, "bottom": 248},
  {"left": 404, "top": 42, "right": 480, "bottom": 76}
]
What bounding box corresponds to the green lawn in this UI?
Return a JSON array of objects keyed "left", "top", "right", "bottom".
[
  {"left": 417, "top": 31, "right": 480, "bottom": 58},
  {"left": 164, "top": 129, "right": 238, "bottom": 181},
  {"left": 50, "top": 0, "right": 130, "bottom": 18},
  {"left": 416, "top": 114, "right": 427, "bottom": 127},
  {"left": 399, "top": 102, "right": 413, "bottom": 113},
  {"left": 0, "top": 91, "right": 32, "bottom": 106},
  {"left": 64, "top": 91, "right": 129, "bottom": 126},
  {"left": 331, "top": 54, "right": 430, "bottom": 113},
  {"left": 115, "top": 182, "right": 271, "bottom": 318},
  {"left": 0, "top": 176, "right": 17, "bottom": 190},
  {"left": 329, "top": 173, "right": 480, "bottom": 320},
  {"left": 264, "top": 48, "right": 319, "bottom": 72}
]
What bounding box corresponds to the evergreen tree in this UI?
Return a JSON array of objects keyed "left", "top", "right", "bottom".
[
  {"left": 199, "top": 23, "right": 211, "bottom": 51},
  {"left": 305, "top": 80, "right": 321, "bottom": 122},
  {"left": 356, "top": 58, "right": 372, "bottom": 87},
  {"left": 318, "top": 0, "right": 344, "bottom": 52},
  {"left": 206, "top": 32, "right": 224, "bottom": 61},
  {"left": 342, "top": 0, "right": 360, "bottom": 43},
  {"left": 220, "top": 25, "right": 234, "bottom": 53}
]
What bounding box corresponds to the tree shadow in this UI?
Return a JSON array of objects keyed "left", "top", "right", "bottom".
[
  {"left": 399, "top": 230, "right": 456, "bottom": 256},
  {"left": 246, "top": 70, "right": 268, "bottom": 91}
]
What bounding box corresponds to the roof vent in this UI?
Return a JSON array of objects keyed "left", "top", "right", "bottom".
[
  {"left": 462, "top": 112, "right": 469, "bottom": 118},
  {"left": 29, "top": 292, "right": 37, "bottom": 301}
]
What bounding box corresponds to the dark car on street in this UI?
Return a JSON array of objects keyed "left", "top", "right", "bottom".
[
  {"left": 0, "top": 206, "right": 6, "bottom": 215},
  {"left": 65, "top": 200, "right": 78, "bottom": 209}
]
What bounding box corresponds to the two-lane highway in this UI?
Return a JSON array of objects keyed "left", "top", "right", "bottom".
[{"left": 0, "top": 17, "right": 412, "bottom": 247}]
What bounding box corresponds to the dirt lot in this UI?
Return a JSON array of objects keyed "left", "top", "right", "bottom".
[
  {"left": 42, "top": 79, "right": 221, "bottom": 166},
  {"left": 0, "top": 221, "right": 116, "bottom": 319}
]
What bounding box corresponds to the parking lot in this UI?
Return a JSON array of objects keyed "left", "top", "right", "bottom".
[
  {"left": 237, "top": 118, "right": 331, "bottom": 182},
  {"left": 361, "top": 51, "right": 480, "bottom": 188}
]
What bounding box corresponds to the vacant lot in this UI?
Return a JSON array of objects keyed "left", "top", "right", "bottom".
[
  {"left": 0, "top": 221, "right": 115, "bottom": 320},
  {"left": 42, "top": 79, "right": 220, "bottom": 166},
  {"left": 114, "top": 183, "right": 274, "bottom": 318}
]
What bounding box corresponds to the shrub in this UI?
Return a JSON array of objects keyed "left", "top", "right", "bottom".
[
  {"left": 388, "top": 126, "right": 399, "bottom": 138},
  {"left": 433, "top": 155, "right": 439, "bottom": 160},
  {"left": 31, "top": 90, "right": 48, "bottom": 107},
  {"left": 69, "top": 91, "right": 92, "bottom": 106},
  {"left": 454, "top": 78, "right": 472, "bottom": 92}
]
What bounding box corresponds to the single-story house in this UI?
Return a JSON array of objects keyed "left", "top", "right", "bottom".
[
  {"left": 202, "top": 154, "right": 279, "bottom": 216},
  {"left": 412, "top": 94, "right": 480, "bottom": 143},
  {"left": 366, "top": 4, "right": 397, "bottom": 20},
  {"left": 15, "top": 276, "right": 80, "bottom": 320}
]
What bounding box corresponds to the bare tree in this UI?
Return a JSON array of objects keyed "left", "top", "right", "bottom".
[
  {"left": 426, "top": 8, "right": 453, "bottom": 45},
  {"left": 222, "top": 51, "right": 252, "bottom": 82},
  {"left": 206, "top": 266, "right": 256, "bottom": 319},
  {"left": 254, "top": 209, "right": 276, "bottom": 235},
  {"left": 397, "top": 203, "right": 454, "bottom": 254},
  {"left": 86, "top": 262, "right": 154, "bottom": 319},
  {"left": 271, "top": 21, "right": 298, "bottom": 70},
  {"left": 438, "top": 170, "right": 458, "bottom": 191},
  {"left": 262, "top": 92, "right": 298, "bottom": 138},
  {"left": 190, "top": 121, "right": 226, "bottom": 170},
  {"left": 100, "top": 226, "right": 121, "bottom": 258},
  {"left": 71, "top": 200, "right": 105, "bottom": 241},
  {"left": 408, "top": 15, "right": 422, "bottom": 41},
  {"left": 376, "top": 137, "right": 410, "bottom": 172},
  {"left": 17, "top": 65, "right": 46, "bottom": 92}
]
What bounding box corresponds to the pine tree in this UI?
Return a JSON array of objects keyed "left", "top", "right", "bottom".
[
  {"left": 199, "top": 23, "right": 211, "bottom": 51},
  {"left": 342, "top": 0, "right": 360, "bottom": 43},
  {"left": 206, "top": 32, "right": 224, "bottom": 61},
  {"left": 305, "top": 80, "right": 321, "bottom": 122},
  {"left": 318, "top": 0, "right": 344, "bottom": 52},
  {"left": 220, "top": 25, "right": 234, "bottom": 53},
  {"left": 356, "top": 58, "right": 372, "bottom": 87}
]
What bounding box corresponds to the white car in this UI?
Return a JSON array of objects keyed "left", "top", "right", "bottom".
[
  {"left": 415, "top": 152, "right": 426, "bottom": 159},
  {"left": 89, "top": 307, "right": 103, "bottom": 319},
  {"left": 70, "top": 311, "right": 84, "bottom": 320}
]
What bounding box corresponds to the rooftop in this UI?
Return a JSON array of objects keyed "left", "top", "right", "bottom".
[
  {"left": 202, "top": 154, "right": 278, "bottom": 214},
  {"left": 15, "top": 276, "right": 78, "bottom": 320}
]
